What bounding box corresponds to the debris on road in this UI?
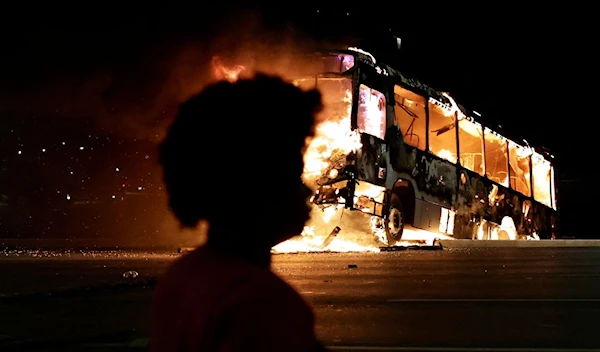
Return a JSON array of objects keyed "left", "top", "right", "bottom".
[
  {"left": 122, "top": 270, "right": 139, "bottom": 279},
  {"left": 320, "top": 226, "right": 341, "bottom": 250},
  {"left": 379, "top": 238, "right": 444, "bottom": 252},
  {"left": 348, "top": 264, "right": 358, "bottom": 268}
]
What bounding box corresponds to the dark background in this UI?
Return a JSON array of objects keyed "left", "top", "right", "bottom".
[{"left": 0, "top": 2, "right": 593, "bottom": 239}]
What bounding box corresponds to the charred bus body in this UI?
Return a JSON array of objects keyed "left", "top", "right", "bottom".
[{"left": 297, "top": 48, "right": 559, "bottom": 245}]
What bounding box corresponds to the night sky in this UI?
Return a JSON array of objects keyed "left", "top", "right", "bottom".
[{"left": 0, "top": 3, "right": 593, "bottom": 238}]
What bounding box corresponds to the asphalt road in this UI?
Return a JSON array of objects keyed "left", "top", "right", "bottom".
[{"left": 1, "top": 247, "right": 600, "bottom": 351}]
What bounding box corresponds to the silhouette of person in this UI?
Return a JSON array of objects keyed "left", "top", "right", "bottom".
[{"left": 150, "top": 74, "right": 327, "bottom": 351}]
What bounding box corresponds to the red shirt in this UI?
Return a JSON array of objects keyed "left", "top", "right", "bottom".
[{"left": 150, "top": 246, "right": 323, "bottom": 351}]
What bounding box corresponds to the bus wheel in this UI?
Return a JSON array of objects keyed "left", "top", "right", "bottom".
[{"left": 385, "top": 195, "right": 404, "bottom": 246}]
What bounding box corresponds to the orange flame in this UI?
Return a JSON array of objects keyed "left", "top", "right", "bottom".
[{"left": 211, "top": 56, "right": 245, "bottom": 82}]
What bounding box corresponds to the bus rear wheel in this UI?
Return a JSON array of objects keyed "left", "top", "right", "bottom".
[{"left": 385, "top": 195, "right": 404, "bottom": 246}]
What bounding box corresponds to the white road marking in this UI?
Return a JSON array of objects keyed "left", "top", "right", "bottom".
[
  {"left": 326, "top": 346, "right": 600, "bottom": 352},
  {"left": 81, "top": 342, "right": 600, "bottom": 352},
  {"left": 82, "top": 341, "right": 599, "bottom": 351},
  {"left": 386, "top": 298, "right": 600, "bottom": 303}
]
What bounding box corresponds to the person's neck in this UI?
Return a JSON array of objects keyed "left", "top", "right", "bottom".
[{"left": 206, "top": 227, "right": 272, "bottom": 268}]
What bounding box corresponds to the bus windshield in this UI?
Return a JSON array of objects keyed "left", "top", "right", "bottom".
[
  {"left": 290, "top": 54, "right": 355, "bottom": 76},
  {"left": 293, "top": 76, "right": 352, "bottom": 123},
  {"left": 294, "top": 76, "right": 360, "bottom": 189}
]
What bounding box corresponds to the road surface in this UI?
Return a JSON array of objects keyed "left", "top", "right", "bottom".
[{"left": 1, "top": 247, "right": 600, "bottom": 351}]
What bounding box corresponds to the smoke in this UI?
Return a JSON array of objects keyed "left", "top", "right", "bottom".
[{"left": 0, "top": 7, "right": 352, "bottom": 143}]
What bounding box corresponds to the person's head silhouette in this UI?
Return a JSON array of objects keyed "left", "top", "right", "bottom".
[{"left": 160, "top": 73, "right": 322, "bottom": 264}]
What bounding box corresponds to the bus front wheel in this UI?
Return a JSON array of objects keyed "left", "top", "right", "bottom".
[{"left": 385, "top": 195, "right": 404, "bottom": 246}]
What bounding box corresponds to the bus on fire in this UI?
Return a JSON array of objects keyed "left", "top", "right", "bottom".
[{"left": 293, "top": 47, "right": 558, "bottom": 246}]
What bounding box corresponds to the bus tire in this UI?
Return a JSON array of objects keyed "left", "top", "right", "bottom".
[{"left": 385, "top": 195, "right": 404, "bottom": 246}]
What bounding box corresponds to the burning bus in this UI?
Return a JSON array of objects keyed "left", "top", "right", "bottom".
[{"left": 288, "top": 47, "right": 558, "bottom": 246}]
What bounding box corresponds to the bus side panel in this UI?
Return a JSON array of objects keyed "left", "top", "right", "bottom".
[
  {"left": 385, "top": 97, "right": 558, "bottom": 240},
  {"left": 389, "top": 142, "right": 456, "bottom": 207},
  {"left": 389, "top": 138, "right": 557, "bottom": 239},
  {"left": 532, "top": 202, "right": 558, "bottom": 239},
  {"left": 454, "top": 167, "right": 556, "bottom": 240},
  {"left": 413, "top": 198, "right": 442, "bottom": 232}
]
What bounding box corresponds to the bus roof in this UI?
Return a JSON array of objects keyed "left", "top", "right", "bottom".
[{"left": 329, "top": 49, "right": 554, "bottom": 164}]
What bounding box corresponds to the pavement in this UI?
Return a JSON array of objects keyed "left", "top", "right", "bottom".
[{"left": 2, "top": 247, "right": 600, "bottom": 351}]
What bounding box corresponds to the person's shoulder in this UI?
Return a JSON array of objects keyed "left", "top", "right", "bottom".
[
  {"left": 154, "top": 246, "right": 216, "bottom": 296},
  {"left": 262, "top": 270, "right": 304, "bottom": 299},
  {"left": 156, "top": 247, "right": 271, "bottom": 295},
  {"left": 160, "top": 246, "right": 209, "bottom": 279},
  {"left": 156, "top": 247, "right": 311, "bottom": 314},
  {"left": 242, "top": 269, "right": 312, "bottom": 314}
]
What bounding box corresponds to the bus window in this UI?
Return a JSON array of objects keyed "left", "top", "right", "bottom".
[
  {"left": 508, "top": 141, "right": 532, "bottom": 197},
  {"left": 358, "top": 84, "right": 386, "bottom": 140},
  {"left": 394, "top": 85, "right": 426, "bottom": 150},
  {"left": 458, "top": 118, "right": 484, "bottom": 176},
  {"left": 428, "top": 100, "right": 457, "bottom": 163},
  {"left": 484, "top": 128, "right": 509, "bottom": 187},
  {"left": 532, "top": 153, "right": 552, "bottom": 207}
]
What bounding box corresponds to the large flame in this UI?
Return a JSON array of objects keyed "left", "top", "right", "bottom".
[
  {"left": 211, "top": 55, "right": 452, "bottom": 252},
  {"left": 283, "top": 79, "right": 385, "bottom": 253},
  {"left": 301, "top": 89, "right": 361, "bottom": 186},
  {"left": 272, "top": 205, "right": 383, "bottom": 253}
]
